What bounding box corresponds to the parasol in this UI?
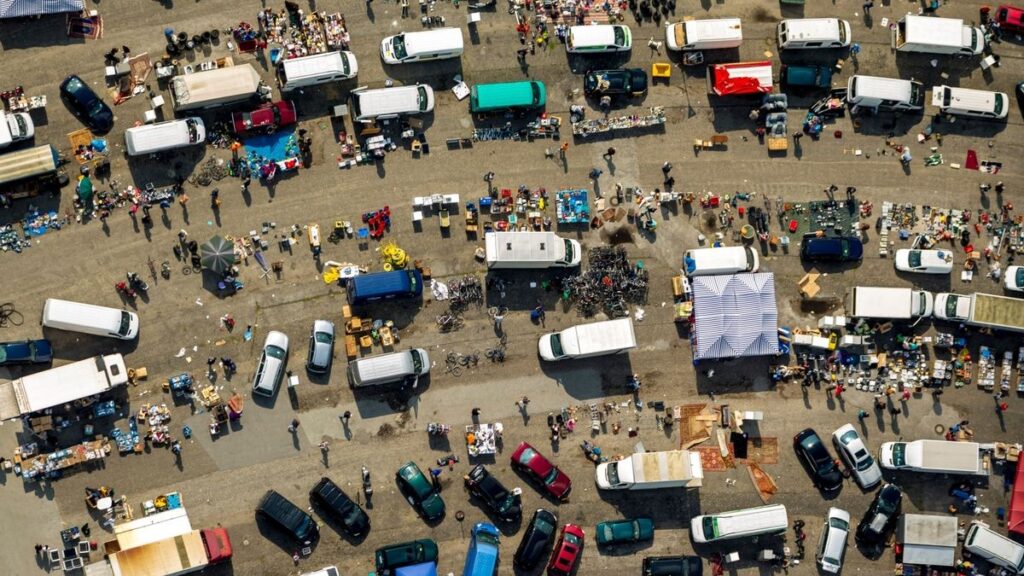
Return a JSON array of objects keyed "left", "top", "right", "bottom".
[
  {"left": 76, "top": 176, "right": 93, "bottom": 202},
  {"left": 200, "top": 235, "right": 236, "bottom": 274}
]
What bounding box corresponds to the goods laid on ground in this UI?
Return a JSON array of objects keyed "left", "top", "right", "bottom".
[{"left": 572, "top": 107, "right": 666, "bottom": 137}]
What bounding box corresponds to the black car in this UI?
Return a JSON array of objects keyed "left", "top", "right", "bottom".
[
  {"left": 513, "top": 508, "right": 558, "bottom": 570},
  {"left": 856, "top": 483, "right": 903, "bottom": 547},
  {"left": 256, "top": 490, "right": 319, "bottom": 547},
  {"left": 584, "top": 68, "right": 649, "bottom": 98},
  {"left": 642, "top": 555, "right": 704, "bottom": 576},
  {"left": 800, "top": 235, "right": 864, "bottom": 263},
  {"left": 464, "top": 464, "right": 522, "bottom": 523},
  {"left": 793, "top": 428, "right": 843, "bottom": 494},
  {"left": 309, "top": 476, "right": 370, "bottom": 537},
  {"left": 59, "top": 75, "right": 114, "bottom": 133}
]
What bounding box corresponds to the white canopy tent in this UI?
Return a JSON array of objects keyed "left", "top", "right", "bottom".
[
  {"left": 0, "top": 0, "right": 83, "bottom": 18},
  {"left": 691, "top": 273, "right": 779, "bottom": 361}
]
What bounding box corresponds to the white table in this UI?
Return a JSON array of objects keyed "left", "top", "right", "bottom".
[
  {"left": 143, "top": 110, "right": 157, "bottom": 123},
  {"left": 150, "top": 95, "right": 165, "bottom": 109}
]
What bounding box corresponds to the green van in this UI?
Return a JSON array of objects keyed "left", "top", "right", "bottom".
[{"left": 470, "top": 81, "right": 546, "bottom": 114}]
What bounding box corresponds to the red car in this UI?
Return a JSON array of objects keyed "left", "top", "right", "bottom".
[
  {"left": 510, "top": 442, "right": 571, "bottom": 501},
  {"left": 996, "top": 5, "right": 1024, "bottom": 34},
  {"left": 232, "top": 100, "right": 297, "bottom": 134},
  {"left": 546, "top": 524, "right": 584, "bottom": 576}
]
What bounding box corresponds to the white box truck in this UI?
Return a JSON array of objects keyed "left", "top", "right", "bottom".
[
  {"left": 0, "top": 354, "right": 128, "bottom": 420},
  {"left": 102, "top": 507, "right": 233, "bottom": 576},
  {"left": 484, "top": 231, "right": 582, "bottom": 269},
  {"left": 170, "top": 64, "right": 265, "bottom": 111},
  {"left": 880, "top": 440, "right": 987, "bottom": 475},
  {"left": 596, "top": 450, "right": 703, "bottom": 490},
  {"left": 847, "top": 287, "right": 933, "bottom": 320},
  {"left": 538, "top": 318, "right": 636, "bottom": 361},
  {"left": 893, "top": 15, "right": 984, "bottom": 56},
  {"left": 934, "top": 292, "right": 1024, "bottom": 333}
]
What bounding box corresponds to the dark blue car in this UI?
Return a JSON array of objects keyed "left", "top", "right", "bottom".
[
  {"left": 800, "top": 236, "right": 863, "bottom": 263},
  {"left": 0, "top": 339, "right": 53, "bottom": 366},
  {"left": 60, "top": 75, "right": 114, "bottom": 134}
]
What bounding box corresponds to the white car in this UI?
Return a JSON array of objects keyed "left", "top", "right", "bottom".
[
  {"left": 894, "top": 249, "right": 953, "bottom": 274},
  {"left": 816, "top": 507, "right": 851, "bottom": 574},
  {"left": 832, "top": 424, "right": 882, "bottom": 489},
  {"left": 1004, "top": 266, "right": 1024, "bottom": 292}
]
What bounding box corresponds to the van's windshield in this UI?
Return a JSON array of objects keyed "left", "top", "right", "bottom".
[
  {"left": 340, "top": 52, "right": 351, "bottom": 76},
  {"left": 909, "top": 82, "right": 923, "bottom": 106},
  {"left": 994, "top": 93, "right": 1004, "bottom": 115},
  {"left": 562, "top": 239, "right": 574, "bottom": 264},
  {"left": 411, "top": 351, "right": 423, "bottom": 374},
  {"left": 702, "top": 517, "right": 717, "bottom": 539},
  {"left": 417, "top": 87, "right": 429, "bottom": 111},
  {"left": 118, "top": 311, "right": 132, "bottom": 336},
  {"left": 186, "top": 119, "right": 199, "bottom": 143},
  {"left": 605, "top": 462, "right": 620, "bottom": 486},
  {"left": 531, "top": 82, "right": 542, "bottom": 105},
  {"left": 838, "top": 21, "right": 847, "bottom": 43},
  {"left": 548, "top": 334, "right": 564, "bottom": 358},
  {"left": 613, "top": 26, "right": 625, "bottom": 46},
  {"left": 745, "top": 247, "right": 755, "bottom": 270},
  {"left": 393, "top": 36, "right": 408, "bottom": 60}
]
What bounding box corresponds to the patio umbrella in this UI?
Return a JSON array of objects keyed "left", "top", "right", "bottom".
[
  {"left": 200, "top": 235, "right": 235, "bottom": 274},
  {"left": 76, "top": 176, "right": 93, "bottom": 203}
]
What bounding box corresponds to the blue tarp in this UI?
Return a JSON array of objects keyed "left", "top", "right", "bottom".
[{"left": 395, "top": 562, "right": 437, "bottom": 576}]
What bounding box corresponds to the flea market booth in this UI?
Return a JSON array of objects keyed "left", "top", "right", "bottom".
[
  {"left": 690, "top": 273, "right": 780, "bottom": 362},
  {"left": 896, "top": 514, "right": 958, "bottom": 574}
]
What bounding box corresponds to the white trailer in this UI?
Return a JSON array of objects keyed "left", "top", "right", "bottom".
[
  {"left": 170, "top": 65, "right": 264, "bottom": 111},
  {"left": 0, "top": 354, "right": 128, "bottom": 420},
  {"left": 103, "top": 508, "right": 233, "bottom": 576},
  {"left": 595, "top": 450, "right": 703, "bottom": 490},
  {"left": 880, "top": 440, "right": 987, "bottom": 475},
  {"left": 847, "top": 286, "right": 933, "bottom": 320},
  {"left": 934, "top": 292, "right": 1024, "bottom": 333},
  {"left": 893, "top": 15, "right": 983, "bottom": 56},
  {"left": 484, "top": 231, "right": 581, "bottom": 269},
  {"left": 538, "top": 318, "right": 636, "bottom": 361}
]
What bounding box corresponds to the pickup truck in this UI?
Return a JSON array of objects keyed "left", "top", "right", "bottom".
[
  {"left": 879, "top": 440, "right": 987, "bottom": 476},
  {"left": 595, "top": 450, "right": 703, "bottom": 490},
  {"left": 934, "top": 292, "right": 1024, "bottom": 333},
  {"left": 232, "top": 100, "right": 297, "bottom": 134}
]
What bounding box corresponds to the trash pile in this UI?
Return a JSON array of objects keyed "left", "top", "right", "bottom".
[{"left": 562, "top": 246, "right": 648, "bottom": 317}]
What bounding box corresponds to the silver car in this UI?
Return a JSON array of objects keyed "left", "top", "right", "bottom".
[
  {"left": 306, "top": 320, "right": 335, "bottom": 374},
  {"left": 253, "top": 331, "right": 289, "bottom": 397},
  {"left": 832, "top": 423, "right": 882, "bottom": 489}
]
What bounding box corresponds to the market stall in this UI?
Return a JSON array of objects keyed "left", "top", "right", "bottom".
[
  {"left": 572, "top": 107, "right": 666, "bottom": 137},
  {"left": 260, "top": 7, "right": 350, "bottom": 55},
  {"left": 14, "top": 438, "right": 111, "bottom": 482},
  {"left": 465, "top": 423, "right": 503, "bottom": 458},
  {"left": 556, "top": 189, "right": 589, "bottom": 225}
]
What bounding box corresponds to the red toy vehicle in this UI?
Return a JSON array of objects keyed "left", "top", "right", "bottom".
[
  {"left": 232, "top": 100, "right": 296, "bottom": 134},
  {"left": 546, "top": 524, "right": 584, "bottom": 576}
]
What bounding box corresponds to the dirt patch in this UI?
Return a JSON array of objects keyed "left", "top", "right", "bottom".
[
  {"left": 750, "top": 7, "right": 779, "bottom": 23},
  {"left": 600, "top": 225, "right": 636, "bottom": 245},
  {"left": 377, "top": 423, "right": 396, "bottom": 437}
]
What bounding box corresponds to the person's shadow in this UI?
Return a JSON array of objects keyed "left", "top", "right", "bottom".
[
  {"left": 366, "top": 2, "right": 375, "bottom": 22},
  {"left": 291, "top": 429, "right": 301, "bottom": 450}
]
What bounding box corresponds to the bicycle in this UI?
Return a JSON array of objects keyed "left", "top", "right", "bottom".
[
  {"left": 436, "top": 312, "right": 464, "bottom": 333},
  {"left": 444, "top": 353, "right": 463, "bottom": 377}
]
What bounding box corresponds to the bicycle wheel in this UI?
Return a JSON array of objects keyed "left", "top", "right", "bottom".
[{"left": 446, "top": 364, "right": 462, "bottom": 377}]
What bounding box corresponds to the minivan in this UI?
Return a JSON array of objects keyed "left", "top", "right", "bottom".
[
  {"left": 350, "top": 85, "right": 435, "bottom": 123},
  {"left": 124, "top": 118, "right": 206, "bottom": 156},
  {"left": 309, "top": 476, "right": 370, "bottom": 537},
  {"left": 347, "top": 269, "right": 423, "bottom": 305},
  {"left": 277, "top": 51, "right": 358, "bottom": 91},
  {"left": 347, "top": 348, "right": 430, "bottom": 390},
  {"left": 931, "top": 85, "right": 1008, "bottom": 119},
  {"left": 777, "top": 18, "right": 851, "bottom": 49},
  {"left": 690, "top": 504, "right": 788, "bottom": 543},
  {"left": 964, "top": 522, "right": 1024, "bottom": 573},
  {"left": 42, "top": 298, "right": 139, "bottom": 340},
  {"left": 665, "top": 18, "right": 743, "bottom": 51},
  {"left": 256, "top": 490, "right": 319, "bottom": 547},
  {"left": 683, "top": 246, "right": 760, "bottom": 277},
  {"left": 464, "top": 522, "right": 500, "bottom": 576},
  {"left": 847, "top": 75, "right": 925, "bottom": 112},
  {"left": 816, "top": 508, "right": 850, "bottom": 574},
  {"left": 380, "top": 28, "right": 464, "bottom": 64},
  {"left": 470, "top": 81, "right": 547, "bottom": 114},
  {"left": 567, "top": 25, "right": 632, "bottom": 53},
  {"left": 252, "top": 331, "right": 289, "bottom": 397}
]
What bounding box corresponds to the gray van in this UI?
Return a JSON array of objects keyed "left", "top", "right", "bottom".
[{"left": 347, "top": 348, "right": 429, "bottom": 390}]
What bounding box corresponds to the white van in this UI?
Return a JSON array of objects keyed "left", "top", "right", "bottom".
[
  {"left": 683, "top": 246, "right": 759, "bottom": 277},
  {"left": 124, "top": 118, "right": 206, "bottom": 156},
  {"left": 538, "top": 318, "right": 636, "bottom": 362},
  {"left": 665, "top": 18, "right": 742, "bottom": 51},
  {"left": 348, "top": 348, "right": 430, "bottom": 390},
  {"left": 42, "top": 298, "right": 139, "bottom": 340},
  {"left": 931, "top": 86, "right": 1008, "bottom": 119},
  {"left": 350, "top": 85, "right": 435, "bottom": 123},
  {"left": 691, "top": 504, "right": 788, "bottom": 543},
  {"left": 847, "top": 75, "right": 925, "bottom": 112},
  {"left": 0, "top": 110, "right": 34, "bottom": 148},
  {"left": 777, "top": 18, "right": 851, "bottom": 49},
  {"left": 277, "top": 51, "right": 358, "bottom": 91},
  {"left": 964, "top": 522, "right": 1024, "bottom": 573},
  {"left": 567, "top": 25, "right": 632, "bottom": 53},
  {"left": 380, "top": 28, "right": 464, "bottom": 64}
]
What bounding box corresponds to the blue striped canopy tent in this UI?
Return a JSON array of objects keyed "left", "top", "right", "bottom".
[
  {"left": 691, "top": 273, "right": 779, "bottom": 361},
  {"left": 0, "top": 0, "right": 83, "bottom": 18}
]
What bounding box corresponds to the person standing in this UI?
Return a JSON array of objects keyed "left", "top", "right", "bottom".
[
  {"left": 603, "top": 147, "right": 616, "bottom": 160},
  {"left": 862, "top": 0, "right": 873, "bottom": 15},
  {"left": 493, "top": 309, "right": 505, "bottom": 332},
  {"left": 341, "top": 411, "right": 351, "bottom": 425},
  {"left": 288, "top": 418, "right": 300, "bottom": 433}
]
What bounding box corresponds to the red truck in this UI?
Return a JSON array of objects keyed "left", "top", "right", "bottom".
[{"left": 231, "top": 100, "right": 296, "bottom": 134}]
